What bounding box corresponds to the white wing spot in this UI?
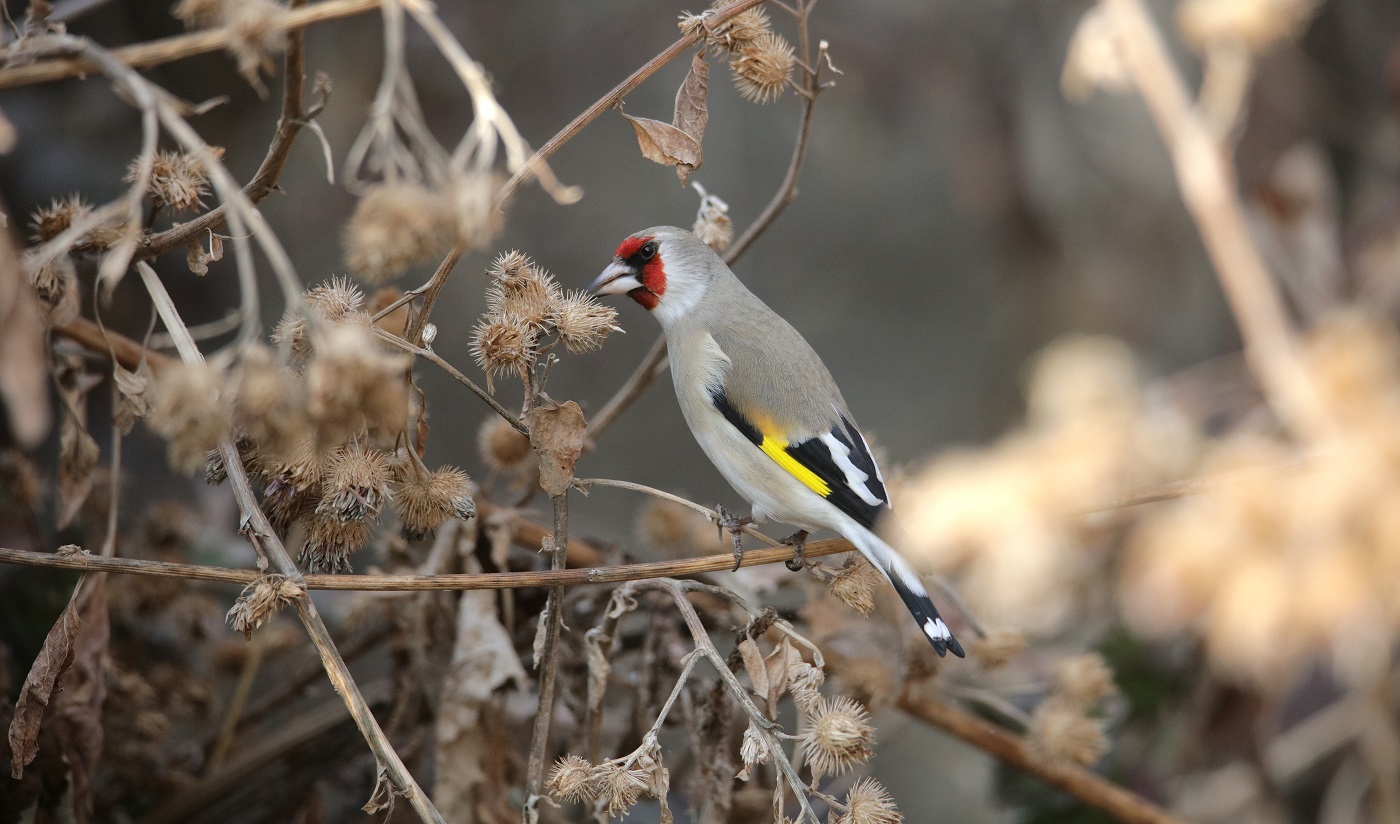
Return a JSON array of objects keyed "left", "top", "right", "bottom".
[
  {"left": 924, "top": 617, "right": 952, "bottom": 640},
  {"left": 820, "top": 433, "right": 884, "bottom": 507}
]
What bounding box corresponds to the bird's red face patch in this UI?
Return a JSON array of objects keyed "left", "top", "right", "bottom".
[{"left": 615, "top": 235, "right": 666, "bottom": 311}]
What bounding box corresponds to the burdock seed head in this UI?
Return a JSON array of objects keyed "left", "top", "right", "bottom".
[
  {"left": 393, "top": 464, "right": 475, "bottom": 539},
  {"left": 730, "top": 32, "right": 794, "bottom": 104},
  {"left": 802, "top": 695, "right": 875, "bottom": 779},
  {"left": 149, "top": 361, "right": 233, "bottom": 475},
  {"left": 344, "top": 181, "right": 452, "bottom": 284}
]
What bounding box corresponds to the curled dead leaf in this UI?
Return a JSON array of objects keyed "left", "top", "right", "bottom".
[
  {"left": 622, "top": 114, "right": 703, "bottom": 186},
  {"left": 113, "top": 359, "right": 153, "bottom": 435},
  {"left": 9, "top": 578, "right": 83, "bottom": 779},
  {"left": 527, "top": 400, "right": 587, "bottom": 496},
  {"left": 737, "top": 637, "right": 769, "bottom": 699},
  {"left": 674, "top": 53, "right": 710, "bottom": 144}
]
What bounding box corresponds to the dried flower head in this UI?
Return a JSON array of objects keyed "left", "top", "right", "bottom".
[
  {"left": 803, "top": 695, "right": 875, "bottom": 779},
  {"left": 149, "top": 361, "right": 233, "bottom": 474},
  {"left": 478, "top": 416, "right": 533, "bottom": 473},
  {"left": 225, "top": 0, "right": 287, "bottom": 93},
  {"left": 392, "top": 464, "right": 475, "bottom": 538},
  {"left": 548, "top": 754, "right": 600, "bottom": 803},
  {"left": 261, "top": 455, "right": 325, "bottom": 533},
  {"left": 971, "top": 629, "right": 1026, "bottom": 669},
  {"left": 553, "top": 290, "right": 621, "bottom": 353},
  {"left": 318, "top": 442, "right": 392, "bottom": 522},
  {"left": 839, "top": 777, "right": 903, "bottom": 824},
  {"left": 737, "top": 720, "right": 771, "bottom": 780},
  {"left": 1028, "top": 699, "right": 1107, "bottom": 766},
  {"left": 1053, "top": 653, "right": 1117, "bottom": 709},
  {"left": 487, "top": 271, "right": 562, "bottom": 332},
  {"left": 487, "top": 250, "right": 534, "bottom": 286},
  {"left": 829, "top": 555, "right": 884, "bottom": 616},
  {"left": 686, "top": 4, "right": 772, "bottom": 53},
  {"left": 692, "top": 186, "right": 733, "bottom": 252},
  {"left": 730, "top": 32, "right": 794, "bottom": 104},
  {"left": 594, "top": 760, "right": 650, "bottom": 817},
  {"left": 26, "top": 256, "right": 79, "bottom": 325},
  {"left": 226, "top": 574, "right": 303, "bottom": 639},
  {"left": 447, "top": 171, "right": 503, "bottom": 249},
  {"left": 344, "top": 182, "right": 451, "bottom": 283},
  {"left": 30, "top": 194, "right": 91, "bottom": 243},
  {"left": 470, "top": 312, "right": 537, "bottom": 391},
  {"left": 305, "top": 323, "right": 410, "bottom": 449},
  {"left": 172, "top": 0, "right": 225, "bottom": 27},
  {"left": 234, "top": 345, "right": 309, "bottom": 460},
  {"left": 787, "top": 661, "right": 825, "bottom": 714},
  {"left": 129, "top": 149, "right": 215, "bottom": 212},
  {"left": 300, "top": 510, "right": 373, "bottom": 573},
  {"left": 274, "top": 276, "right": 369, "bottom": 364}
]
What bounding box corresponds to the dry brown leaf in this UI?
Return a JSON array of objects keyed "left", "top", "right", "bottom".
[
  {"left": 527, "top": 400, "right": 587, "bottom": 496},
  {"left": 435, "top": 547, "right": 527, "bottom": 819},
  {"left": 113, "top": 359, "right": 153, "bottom": 435},
  {"left": 9, "top": 578, "right": 83, "bottom": 779},
  {"left": 764, "top": 637, "right": 802, "bottom": 710},
  {"left": 54, "top": 582, "right": 109, "bottom": 824},
  {"left": 674, "top": 52, "right": 710, "bottom": 144},
  {"left": 186, "top": 242, "right": 209, "bottom": 276},
  {"left": 622, "top": 114, "right": 703, "bottom": 186},
  {"left": 737, "top": 637, "right": 769, "bottom": 699}
]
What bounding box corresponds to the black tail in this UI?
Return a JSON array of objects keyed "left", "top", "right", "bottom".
[
  {"left": 846, "top": 524, "right": 965, "bottom": 657},
  {"left": 890, "top": 574, "right": 966, "bottom": 658}
]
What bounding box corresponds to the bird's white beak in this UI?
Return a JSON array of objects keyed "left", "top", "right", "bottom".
[{"left": 588, "top": 260, "right": 643, "bottom": 296}]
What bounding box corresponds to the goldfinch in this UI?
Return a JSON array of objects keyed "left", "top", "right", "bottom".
[{"left": 589, "top": 226, "right": 965, "bottom": 657}]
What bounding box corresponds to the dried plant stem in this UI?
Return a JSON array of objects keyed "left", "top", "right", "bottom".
[
  {"left": 898, "top": 690, "right": 1188, "bottom": 824},
  {"left": 372, "top": 326, "right": 528, "bottom": 434},
  {"left": 55, "top": 316, "right": 176, "bottom": 373},
  {"left": 207, "top": 631, "right": 268, "bottom": 771},
  {"left": 0, "top": 537, "right": 857, "bottom": 591},
  {"left": 586, "top": 8, "right": 826, "bottom": 442},
  {"left": 627, "top": 579, "right": 820, "bottom": 822},
  {"left": 0, "top": 0, "right": 383, "bottom": 90},
  {"left": 140, "top": 0, "right": 322, "bottom": 260},
  {"left": 398, "top": 0, "right": 774, "bottom": 367},
  {"left": 524, "top": 493, "right": 571, "bottom": 812},
  {"left": 136, "top": 265, "right": 446, "bottom": 824},
  {"left": 1100, "top": 0, "right": 1322, "bottom": 436}
]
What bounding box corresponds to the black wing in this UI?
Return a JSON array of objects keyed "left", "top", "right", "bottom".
[{"left": 710, "top": 388, "right": 890, "bottom": 529}]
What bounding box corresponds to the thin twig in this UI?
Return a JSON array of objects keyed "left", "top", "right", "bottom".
[
  {"left": 0, "top": 537, "right": 857, "bottom": 591},
  {"left": 136, "top": 264, "right": 446, "bottom": 824},
  {"left": 371, "top": 325, "right": 528, "bottom": 434},
  {"left": 524, "top": 493, "right": 571, "bottom": 812},
  {"left": 139, "top": 0, "right": 322, "bottom": 260},
  {"left": 626, "top": 579, "right": 820, "bottom": 822},
  {"left": 0, "top": 0, "right": 383, "bottom": 90},
  {"left": 1100, "top": 0, "right": 1323, "bottom": 437},
  {"left": 898, "top": 689, "right": 1189, "bottom": 824}
]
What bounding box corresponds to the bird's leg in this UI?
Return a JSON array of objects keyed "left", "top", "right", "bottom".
[
  {"left": 780, "top": 530, "right": 810, "bottom": 572},
  {"left": 715, "top": 504, "right": 753, "bottom": 571}
]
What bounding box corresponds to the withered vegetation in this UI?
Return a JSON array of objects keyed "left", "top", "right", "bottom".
[{"left": 0, "top": 0, "right": 1396, "bottom": 823}]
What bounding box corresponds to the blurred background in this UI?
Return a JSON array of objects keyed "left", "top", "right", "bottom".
[{"left": 2, "top": 0, "right": 1400, "bottom": 821}]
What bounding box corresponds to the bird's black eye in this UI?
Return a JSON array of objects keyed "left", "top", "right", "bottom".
[{"left": 639, "top": 241, "right": 657, "bottom": 260}]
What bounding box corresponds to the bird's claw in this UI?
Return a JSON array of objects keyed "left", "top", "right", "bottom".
[
  {"left": 715, "top": 505, "right": 753, "bottom": 571},
  {"left": 781, "top": 530, "right": 809, "bottom": 572}
]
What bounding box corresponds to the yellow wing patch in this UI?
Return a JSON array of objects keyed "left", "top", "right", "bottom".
[{"left": 760, "top": 436, "right": 831, "bottom": 497}]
